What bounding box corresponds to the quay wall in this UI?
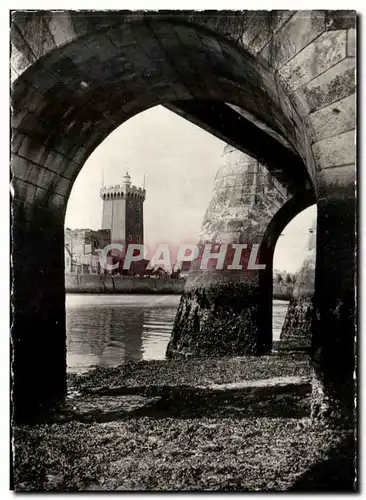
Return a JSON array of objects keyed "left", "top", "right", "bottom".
[
  {"left": 65, "top": 273, "right": 292, "bottom": 299},
  {"left": 65, "top": 274, "right": 186, "bottom": 294}
]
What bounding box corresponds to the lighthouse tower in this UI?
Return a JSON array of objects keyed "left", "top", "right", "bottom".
[{"left": 100, "top": 172, "right": 146, "bottom": 245}]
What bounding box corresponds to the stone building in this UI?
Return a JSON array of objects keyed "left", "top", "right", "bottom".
[
  {"left": 64, "top": 228, "right": 111, "bottom": 273},
  {"left": 64, "top": 172, "right": 146, "bottom": 274},
  {"left": 100, "top": 172, "right": 146, "bottom": 245}
]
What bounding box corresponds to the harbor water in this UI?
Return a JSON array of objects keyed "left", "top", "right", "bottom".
[{"left": 66, "top": 294, "right": 289, "bottom": 373}]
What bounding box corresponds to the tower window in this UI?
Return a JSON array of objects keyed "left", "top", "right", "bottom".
[
  {"left": 128, "top": 201, "right": 132, "bottom": 208},
  {"left": 137, "top": 219, "right": 141, "bottom": 226},
  {"left": 137, "top": 236, "right": 141, "bottom": 243},
  {"left": 128, "top": 234, "right": 132, "bottom": 242}
]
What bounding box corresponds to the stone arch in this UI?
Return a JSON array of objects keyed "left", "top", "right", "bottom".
[
  {"left": 167, "top": 144, "right": 316, "bottom": 359},
  {"left": 257, "top": 189, "right": 317, "bottom": 351},
  {"left": 11, "top": 16, "right": 314, "bottom": 212},
  {"left": 10, "top": 12, "right": 356, "bottom": 421},
  {"left": 11, "top": 11, "right": 356, "bottom": 192},
  {"left": 280, "top": 213, "right": 317, "bottom": 350}
]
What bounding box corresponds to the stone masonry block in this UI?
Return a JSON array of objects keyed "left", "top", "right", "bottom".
[
  {"left": 199, "top": 32, "right": 225, "bottom": 55},
  {"left": 242, "top": 12, "right": 271, "bottom": 53},
  {"left": 325, "top": 10, "right": 356, "bottom": 30},
  {"left": 259, "top": 44, "right": 271, "bottom": 64},
  {"left": 85, "top": 32, "right": 121, "bottom": 60},
  {"left": 44, "top": 151, "right": 81, "bottom": 180},
  {"left": 106, "top": 22, "right": 138, "bottom": 50},
  {"left": 22, "top": 65, "right": 60, "bottom": 94},
  {"left": 11, "top": 78, "right": 32, "bottom": 106},
  {"left": 59, "top": 41, "right": 93, "bottom": 68},
  {"left": 270, "top": 10, "right": 296, "bottom": 35},
  {"left": 312, "top": 129, "right": 355, "bottom": 169},
  {"left": 18, "top": 136, "right": 49, "bottom": 166},
  {"left": 279, "top": 30, "right": 347, "bottom": 93},
  {"left": 44, "top": 12, "right": 77, "bottom": 46},
  {"left": 251, "top": 10, "right": 295, "bottom": 55},
  {"left": 12, "top": 177, "right": 36, "bottom": 203},
  {"left": 347, "top": 28, "right": 356, "bottom": 57},
  {"left": 11, "top": 154, "right": 30, "bottom": 181},
  {"left": 10, "top": 133, "right": 26, "bottom": 154},
  {"left": 291, "top": 57, "right": 356, "bottom": 115},
  {"left": 11, "top": 65, "right": 19, "bottom": 84},
  {"left": 41, "top": 50, "right": 78, "bottom": 85},
  {"left": 47, "top": 193, "right": 66, "bottom": 211},
  {"left": 306, "top": 93, "right": 355, "bottom": 143},
  {"left": 11, "top": 109, "right": 28, "bottom": 130},
  {"left": 173, "top": 24, "right": 203, "bottom": 49},
  {"left": 44, "top": 149, "right": 74, "bottom": 176},
  {"left": 70, "top": 12, "right": 123, "bottom": 38},
  {"left": 27, "top": 163, "right": 57, "bottom": 189},
  {"left": 15, "top": 13, "right": 56, "bottom": 60},
  {"left": 54, "top": 177, "right": 72, "bottom": 197},
  {"left": 269, "top": 11, "right": 326, "bottom": 70},
  {"left": 10, "top": 41, "right": 34, "bottom": 78},
  {"left": 62, "top": 160, "right": 81, "bottom": 182},
  {"left": 317, "top": 163, "right": 356, "bottom": 199}
]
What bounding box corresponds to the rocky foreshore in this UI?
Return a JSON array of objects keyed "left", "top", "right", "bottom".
[{"left": 13, "top": 356, "right": 355, "bottom": 491}]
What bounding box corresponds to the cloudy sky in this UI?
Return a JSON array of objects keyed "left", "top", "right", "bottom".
[{"left": 65, "top": 105, "right": 316, "bottom": 273}]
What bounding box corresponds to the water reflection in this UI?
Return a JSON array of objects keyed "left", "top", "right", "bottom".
[
  {"left": 66, "top": 294, "right": 180, "bottom": 373},
  {"left": 66, "top": 294, "right": 289, "bottom": 374}
]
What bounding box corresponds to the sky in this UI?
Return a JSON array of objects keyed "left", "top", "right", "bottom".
[{"left": 65, "top": 105, "right": 316, "bottom": 273}]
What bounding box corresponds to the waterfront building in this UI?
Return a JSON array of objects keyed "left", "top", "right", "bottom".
[
  {"left": 65, "top": 171, "right": 146, "bottom": 274},
  {"left": 64, "top": 228, "right": 111, "bottom": 273},
  {"left": 100, "top": 172, "right": 146, "bottom": 245}
]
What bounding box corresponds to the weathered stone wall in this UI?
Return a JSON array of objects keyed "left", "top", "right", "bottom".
[
  {"left": 200, "top": 145, "right": 288, "bottom": 244},
  {"left": 65, "top": 228, "right": 111, "bottom": 262},
  {"left": 166, "top": 147, "right": 290, "bottom": 358}
]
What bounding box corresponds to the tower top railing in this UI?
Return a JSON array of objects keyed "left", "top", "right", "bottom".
[{"left": 100, "top": 183, "right": 146, "bottom": 200}]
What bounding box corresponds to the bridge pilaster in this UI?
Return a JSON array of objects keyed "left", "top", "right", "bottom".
[
  {"left": 11, "top": 200, "right": 66, "bottom": 422},
  {"left": 311, "top": 193, "right": 355, "bottom": 424}
]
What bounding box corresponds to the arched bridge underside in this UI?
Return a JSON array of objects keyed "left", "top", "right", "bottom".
[{"left": 11, "top": 11, "right": 356, "bottom": 421}]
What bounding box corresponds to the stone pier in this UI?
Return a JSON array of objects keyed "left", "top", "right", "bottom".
[{"left": 167, "top": 146, "right": 289, "bottom": 358}]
